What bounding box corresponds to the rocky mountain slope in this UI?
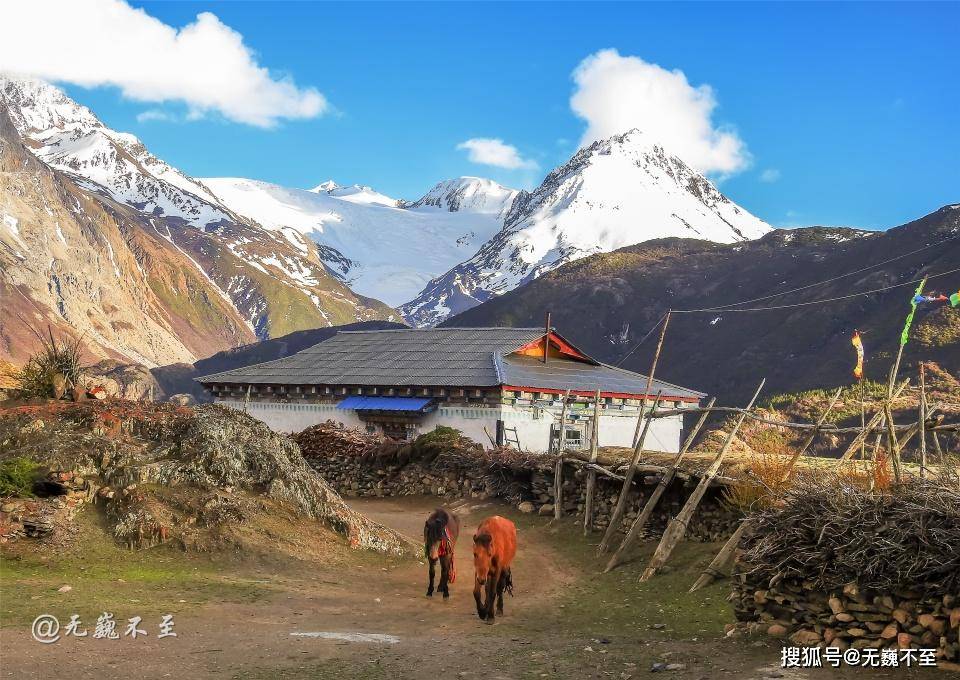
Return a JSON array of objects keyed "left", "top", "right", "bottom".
[
  {"left": 0, "top": 77, "right": 395, "bottom": 366},
  {"left": 401, "top": 130, "right": 772, "bottom": 326},
  {"left": 202, "top": 175, "right": 517, "bottom": 306},
  {"left": 443, "top": 205, "right": 960, "bottom": 401}
]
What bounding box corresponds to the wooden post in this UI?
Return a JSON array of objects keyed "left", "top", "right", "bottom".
[
  {"left": 543, "top": 311, "right": 551, "bottom": 364},
  {"left": 639, "top": 379, "right": 765, "bottom": 583},
  {"left": 631, "top": 312, "right": 671, "bottom": 447},
  {"left": 603, "top": 396, "right": 716, "bottom": 572},
  {"left": 688, "top": 519, "right": 751, "bottom": 592},
  {"left": 244, "top": 384, "right": 252, "bottom": 412},
  {"left": 884, "top": 367, "right": 903, "bottom": 484},
  {"left": 918, "top": 363, "right": 927, "bottom": 479},
  {"left": 597, "top": 392, "right": 664, "bottom": 554},
  {"left": 554, "top": 389, "right": 570, "bottom": 520},
  {"left": 584, "top": 388, "right": 602, "bottom": 535},
  {"left": 840, "top": 379, "right": 909, "bottom": 460},
  {"left": 779, "top": 387, "right": 843, "bottom": 483}
]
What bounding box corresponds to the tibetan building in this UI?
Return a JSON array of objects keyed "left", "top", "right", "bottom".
[{"left": 196, "top": 327, "right": 705, "bottom": 453}]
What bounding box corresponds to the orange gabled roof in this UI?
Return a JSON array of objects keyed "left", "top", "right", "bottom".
[{"left": 512, "top": 330, "right": 597, "bottom": 364}]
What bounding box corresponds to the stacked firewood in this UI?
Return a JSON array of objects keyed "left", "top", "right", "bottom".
[
  {"left": 294, "top": 420, "right": 387, "bottom": 459},
  {"left": 731, "top": 480, "right": 960, "bottom": 664}
]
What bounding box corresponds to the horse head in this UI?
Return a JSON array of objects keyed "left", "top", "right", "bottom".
[{"left": 473, "top": 532, "right": 494, "bottom": 584}]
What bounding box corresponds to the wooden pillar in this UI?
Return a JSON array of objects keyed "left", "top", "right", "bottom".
[
  {"left": 554, "top": 389, "right": 571, "bottom": 520},
  {"left": 583, "top": 388, "right": 602, "bottom": 534},
  {"left": 639, "top": 379, "right": 765, "bottom": 582},
  {"left": 603, "top": 396, "right": 716, "bottom": 573},
  {"left": 918, "top": 363, "right": 927, "bottom": 479},
  {"left": 597, "top": 392, "right": 663, "bottom": 554}
]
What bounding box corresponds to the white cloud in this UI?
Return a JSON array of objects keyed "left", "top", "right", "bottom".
[
  {"left": 570, "top": 49, "right": 750, "bottom": 176},
  {"left": 136, "top": 109, "right": 175, "bottom": 123},
  {"left": 456, "top": 138, "right": 538, "bottom": 170},
  {"left": 0, "top": 0, "right": 327, "bottom": 128},
  {"left": 760, "top": 168, "right": 781, "bottom": 183}
]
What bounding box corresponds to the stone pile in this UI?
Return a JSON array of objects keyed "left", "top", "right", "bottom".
[
  {"left": 299, "top": 422, "right": 741, "bottom": 542},
  {"left": 731, "top": 575, "right": 959, "bottom": 665},
  {"left": 731, "top": 480, "right": 960, "bottom": 666},
  {"left": 0, "top": 470, "right": 95, "bottom": 543}
]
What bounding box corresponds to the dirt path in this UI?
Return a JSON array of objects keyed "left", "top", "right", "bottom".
[{"left": 1, "top": 496, "right": 925, "bottom": 679}]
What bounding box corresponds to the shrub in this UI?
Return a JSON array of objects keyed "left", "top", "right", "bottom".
[
  {"left": 15, "top": 329, "right": 86, "bottom": 398},
  {"left": 0, "top": 457, "right": 41, "bottom": 497}
]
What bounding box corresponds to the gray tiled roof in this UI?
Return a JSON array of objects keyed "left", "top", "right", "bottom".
[
  {"left": 196, "top": 327, "right": 704, "bottom": 399},
  {"left": 500, "top": 355, "right": 704, "bottom": 400}
]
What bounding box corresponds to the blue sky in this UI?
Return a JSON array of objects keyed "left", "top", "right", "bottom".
[{"left": 49, "top": 2, "right": 959, "bottom": 230}]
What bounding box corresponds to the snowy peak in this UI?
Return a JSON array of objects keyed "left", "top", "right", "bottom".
[
  {"left": 404, "top": 177, "right": 518, "bottom": 217},
  {"left": 308, "top": 180, "right": 398, "bottom": 207},
  {"left": 399, "top": 129, "right": 773, "bottom": 327},
  {"left": 310, "top": 180, "right": 340, "bottom": 193},
  {"left": 0, "top": 75, "right": 229, "bottom": 225}
]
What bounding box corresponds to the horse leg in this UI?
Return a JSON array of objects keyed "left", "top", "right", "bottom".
[
  {"left": 439, "top": 555, "right": 451, "bottom": 598},
  {"left": 484, "top": 567, "right": 500, "bottom": 623},
  {"left": 496, "top": 571, "right": 506, "bottom": 616},
  {"left": 426, "top": 557, "right": 436, "bottom": 597},
  {"left": 473, "top": 579, "right": 485, "bottom": 619}
]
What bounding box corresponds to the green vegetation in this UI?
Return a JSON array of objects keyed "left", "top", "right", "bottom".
[
  {"left": 15, "top": 330, "right": 85, "bottom": 398},
  {"left": 0, "top": 508, "right": 266, "bottom": 628},
  {"left": 0, "top": 456, "right": 41, "bottom": 497}
]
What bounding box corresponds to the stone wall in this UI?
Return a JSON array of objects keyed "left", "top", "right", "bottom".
[
  {"left": 306, "top": 449, "right": 741, "bottom": 542},
  {"left": 731, "top": 574, "right": 959, "bottom": 666}
]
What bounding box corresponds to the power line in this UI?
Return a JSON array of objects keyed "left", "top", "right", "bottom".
[
  {"left": 700, "top": 231, "right": 960, "bottom": 311},
  {"left": 674, "top": 266, "right": 960, "bottom": 314},
  {"left": 612, "top": 265, "right": 960, "bottom": 365},
  {"left": 613, "top": 312, "right": 668, "bottom": 366}
]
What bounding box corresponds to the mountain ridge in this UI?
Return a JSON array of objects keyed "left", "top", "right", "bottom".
[
  {"left": 399, "top": 129, "right": 772, "bottom": 326},
  {"left": 442, "top": 205, "right": 960, "bottom": 401}
]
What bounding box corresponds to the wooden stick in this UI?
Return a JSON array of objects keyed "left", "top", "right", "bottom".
[
  {"left": 631, "top": 312, "right": 671, "bottom": 447},
  {"left": 779, "top": 387, "right": 843, "bottom": 483},
  {"left": 883, "top": 366, "right": 903, "bottom": 484},
  {"left": 919, "top": 363, "right": 927, "bottom": 479},
  {"left": 688, "top": 519, "right": 751, "bottom": 592},
  {"left": 644, "top": 405, "right": 918, "bottom": 433},
  {"left": 603, "top": 396, "right": 717, "bottom": 573},
  {"left": 840, "top": 379, "right": 910, "bottom": 460},
  {"left": 639, "top": 379, "right": 765, "bottom": 583},
  {"left": 554, "top": 389, "right": 570, "bottom": 520},
  {"left": 597, "top": 392, "right": 664, "bottom": 554},
  {"left": 584, "top": 388, "right": 602, "bottom": 535}
]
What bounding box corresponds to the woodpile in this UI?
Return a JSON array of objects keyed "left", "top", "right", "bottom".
[
  {"left": 731, "top": 480, "right": 960, "bottom": 664},
  {"left": 297, "top": 422, "right": 743, "bottom": 543}
]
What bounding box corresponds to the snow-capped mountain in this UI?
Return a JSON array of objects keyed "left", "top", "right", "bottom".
[
  {"left": 202, "top": 176, "right": 517, "bottom": 306},
  {"left": 399, "top": 130, "right": 773, "bottom": 326},
  {"left": 0, "top": 76, "right": 395, "bottom": 365},
  {"left": 400, "top": 177, "right": 518, "bottom": 218}
]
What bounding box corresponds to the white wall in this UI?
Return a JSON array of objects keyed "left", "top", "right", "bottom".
[
  {"left": 216, "top": 398, "right": 685, "bottom": 453},
  {"left": 216, "top": 399, "right": 365, "bottom": 433}
]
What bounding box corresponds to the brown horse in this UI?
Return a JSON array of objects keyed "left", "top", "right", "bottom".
[
  {"left": 472, "top": 515, "right": 516, "bottom": 623},
  {"left": 424, "top": 507, "right": 460, "bottom": 598}
]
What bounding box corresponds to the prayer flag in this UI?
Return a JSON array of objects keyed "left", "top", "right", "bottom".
[{"left": 851, "top": 331, "right": 864, "bottom": 380}]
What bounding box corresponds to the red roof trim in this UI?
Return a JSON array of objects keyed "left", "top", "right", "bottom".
[{"left": 501, "top": 385, "right": 700, "bottom": 403}]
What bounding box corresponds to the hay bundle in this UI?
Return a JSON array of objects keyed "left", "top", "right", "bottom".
[{"left": 737, "top": 479, "right": 960, "bottom": 596}]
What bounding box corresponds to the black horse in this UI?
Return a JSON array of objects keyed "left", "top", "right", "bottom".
[{"left": 424, "top": 507, "right": 460, "bottom": 598}]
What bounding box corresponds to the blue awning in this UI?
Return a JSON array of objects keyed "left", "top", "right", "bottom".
[{"left": 336, "top": 396, "right": 434, "bottom": 412}]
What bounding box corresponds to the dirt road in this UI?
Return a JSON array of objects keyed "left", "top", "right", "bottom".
[{"left": 1, "top": 496, "right": 924, "bottom": 679}]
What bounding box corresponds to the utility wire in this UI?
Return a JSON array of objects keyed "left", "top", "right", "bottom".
[
  {"left": 613, "top": 312, "right": 668, "bottom": 366},
  {"left": 700, "top": 231, "right": 960, "bottom": 311},
  {"left": 673, "top": 266, "right": 960, "bottom": 314},
  {"left": 612, "top": 265, "right": 960, "bottom": 365}
]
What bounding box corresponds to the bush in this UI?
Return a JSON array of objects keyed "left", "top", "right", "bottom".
[
  {"left": 0, "top": 457, "right": 41, "bottom": 497},
  {"left": 16, "top": 329, "right": 86, "bottom": 398}
]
